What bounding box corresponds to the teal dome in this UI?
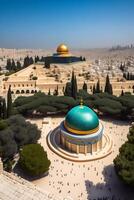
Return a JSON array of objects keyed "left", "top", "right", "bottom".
[{"left": 65, "top": 105, "right": 99, "bottom": 134}]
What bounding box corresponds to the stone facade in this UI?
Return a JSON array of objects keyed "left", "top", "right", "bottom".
[{"left": 0, "top": 63, "right": 134, "bottom": 100}]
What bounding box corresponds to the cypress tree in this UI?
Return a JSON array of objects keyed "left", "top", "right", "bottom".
[
  {"left": 64, "top": 82, "right": 71, "bottom": 97},
  {"left": 71, "top": 71, "right": 77, "bottom": 99},
  {"left": 56, "top": 85, "right": 59, "bottom": 96},
  {"left": 16, "top": 61, "right": 21, "bottom": 70},
  {"left": 127, "top": 72, "right": 130, "bottom": 80},
  {"left": 123, "top": 73, "right": 127, "bottom": 79},
  {"left": 54, "top": 85, "right": 59, "bottom": 96},
  {"left": 35, "top": 56, "right": 40, "bottom": 63},
  {"left": 121, "top": 90, "right": 124, "bottom": 96},
  {"left": 7, "top": 85, "right": 12, "bottom": 118},
  {"left": 93, "top": 84, "right": 96, "bottom": 94},
  {"left": 74, "top": 75, "right": 77, "bottom": 99},
  {"left": 104, "top": 74, "right": 113, "bottom": 94},
  {"left": 83, "top": 57, "right": 86, "bottom": 61},
  {"left": 71, "top": 71, "right": 75, "bottom": 96},
  {"left": 83, "top": 82, "right": 87, "bottom": 92},
  {"left": 96, "top": 79, "right": 101, "bottom": 93},
  {"left": 0, "top": 98, "right": 2, "bottom": 119},
  {"left": 62, "top": 86, "right": 65, "bottom": 95},
  {"left": 6, "top": 59, "right": 12, "bottom": 71},
  {"left": 109, "top": 84, "right": 113, "bottom": 95},
  {"left": 130, "top": 73, "right": 133, "bottom": 80},
  {"left": 23, "top": 56, "right": 30, "bottom": 68},
  {"left": 45, "top": 59, "right": 50, "bottom": 68},
  {"left": 11, "top": 59, "right": 16, "bottom": 71},
  {"left": 48, "top": 89, "right": 51, "bottom": 95},
  {"left": 29, "top": 57, "right": 34, "bottom": 65},
  {"left": 80, "top": 56, "right": 83, "bottom": 61},
  {"left": 2, "top": 98, "right": 7, "bottom": 119},
  {"left": 133, "top": 85, "right": 134, "bottom": 93}
]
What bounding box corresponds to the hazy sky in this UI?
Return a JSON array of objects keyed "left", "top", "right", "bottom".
[{"left": 0, "top": 0, "right": 134, "bottom": 49}]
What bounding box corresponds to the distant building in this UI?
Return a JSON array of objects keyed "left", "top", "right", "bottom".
[{"left": 45, "top": 44, "right": 83, "bottom": 64}]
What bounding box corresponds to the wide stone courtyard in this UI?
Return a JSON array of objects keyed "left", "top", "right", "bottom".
[{"left": 30, "top": 117, "right": 134, "bottom": 200}]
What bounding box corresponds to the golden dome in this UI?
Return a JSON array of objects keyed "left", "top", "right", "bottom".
[{"left": 57, "top": 44, "right": 69, "bottom": 54}]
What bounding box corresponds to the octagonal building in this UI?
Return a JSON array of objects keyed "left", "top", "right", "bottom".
[{"left": 59, "top": 103, "right": 104, "bottom": 154}]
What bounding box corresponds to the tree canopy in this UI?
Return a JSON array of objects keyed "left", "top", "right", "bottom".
[
  {"left": 19, "top": 144, "right": 51, "bottom": 176},
  {"left": 13, "top": 91, "right": 134, "bottom": 120},
  {"left": 114, "top": 124, "right": 134, "bottom": 186},
  {"left": 0, "top": 115, "right": 41, "bottom": 160}
]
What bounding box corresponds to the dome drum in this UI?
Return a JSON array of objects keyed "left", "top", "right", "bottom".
[
  {"left": 60, "top": 133, "right": 103, "bottom": 154},
  {"left": 60, "top": 121, "right": 103, "bottom": 145}
]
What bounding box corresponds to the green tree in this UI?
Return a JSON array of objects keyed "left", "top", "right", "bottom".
[
  {"left": 29, "top": 57, "right": 34, "bottom": 65},
  {"left": 104, "top": 74, "right": 113, "bottom": 94},
  {"left": 127, "top": 72, "right": 130, "bottom": 80},
  {"left": 82, "top": 57, "right": 86, "bottom": 61},
  {"left": 35, "top": 56, "right": 40, "bottom": 63},
  {"left": 64, "top": 82, "right": 72, "bottom": 97},
  {"left": 7, "top": 86, "right": 12, "bottom": 118},
  {"left": 0, "top": 120, "right": 8, "bottom": 130},
  {"left": 45, "top": 59, "right": 50, "bottom": 68},
  {"left": 114, "top": 124, "right": 134, "bottom": 186},
  {"left": 83, "top": 82, "right": 87, "bottom": 92},
  {"left": 121, "top": 90, "right": 124, "bottom": 96},
  {"left": 23, "top": 56, "right": 30, "bottom": 68},
  {"left": 16, "top": 61, "right": 21, "bottom": 70},
  {"left": 71, "top": 71, "right": 77, "bottom": 99},
  {"left": 6, "top": 59, "right": 12, "bottom": 71},
  {"left": 11, "top": 59, "right": 16, "bottom": 71},
  {"left": 19, "top": 144, "right": 51, "bottom": 176},
  {"left": 62, "top": 86, "right": 65, "bottom": 95},
  {"left": 0, "top": 98, "right": 7, "bottom": 119},
  {"left": 0, "top": 115, "right": 41, "bottom": 161},
  {"left": 53, "top": 85, "right": 59, "bottom": 96},
  {"left": 2, "top": 98, "right": 7, "bottom": 119},
  {"left": 93, "top": 84, "right": 96, "bottom": 94},
  {"left": 48, "top": 88, "right": 51, "bottom": 95},
  {"left": 0, "top": 98, "right": 3, "bottom": 119},
  {"left": 96, "top": 79, "right": 101, "bottom": 93}
]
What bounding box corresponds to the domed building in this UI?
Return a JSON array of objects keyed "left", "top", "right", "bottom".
[
  {"left": 47, "top": 101, "right": 112, "bottom": 161},
  {"left": 45, "top": 43, "right": 85, "bottom": 64},
  {"left": 59, "top": 103, "right": 103, "bottom": 154},
  {"left": 57, "top": 44, "right": 69, "bottom": 55}
]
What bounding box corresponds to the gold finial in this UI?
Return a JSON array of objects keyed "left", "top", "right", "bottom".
[{"left": 80, "top": 98, "right": 83, "bottom": 106}]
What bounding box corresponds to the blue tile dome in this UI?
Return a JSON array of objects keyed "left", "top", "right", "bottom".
[{"left": 64, "top": 105, "right": 99, "bottom": 135}]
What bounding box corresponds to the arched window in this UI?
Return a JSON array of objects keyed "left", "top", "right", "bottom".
[
  {"left": 26, "top": 90, "right": 30, "bottom": 93},
  {"left": 31, "top": 90, "right": 35, "bottom": 94},
  {"left": 21, "top": 90, "right": 25, "bottom": 94},
  {"left": 16, "top": 90, "right": 20, "bottom": 94}
]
